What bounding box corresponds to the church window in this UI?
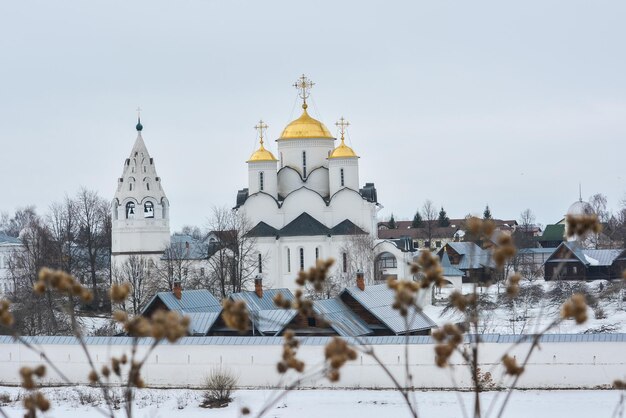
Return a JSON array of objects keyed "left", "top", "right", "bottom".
[
  {"left": 315, "top": 247, "right": 319, "bottom": 261},
  {"left": 258, "top": 254, "right": 262, "bottom": 273},
  {"left": 302, "top": 151, "right": 307, "bottom": 177},
  {"left": 129, "top": 183, "right": 133, "bottom": 191},
  {"left": 143, "top": 166, "right": 146, "bottom": 173},
  {"left": 146, "top": 182, "right": 150, "bottom": 191},
  {"left": 299, "top": 248, "right": 304, "bottom": 271},
  {"left": 126, "top": 202, "right": 136, "bottom": 219},
  {"left": 280, "top": 153, "right": 283, "bottom": 168},
  {"left": 287, "top": 248, "right": 291, "bottom": 273},
  {"left": 342, "top": 252, "right": 348, "bottom": 273},
  {"left": 259, "top": 172, "right": 264, "bottom": 191},
  {"left": 144, "top": 201, "right": 154, "bottom": 218},
  {"left": 340, "top": 168, "right": 345, "bottom": 187}
]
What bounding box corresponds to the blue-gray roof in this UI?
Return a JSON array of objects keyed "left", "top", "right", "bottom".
[
  {"left": 187, "top": 312, "right": 222, "bottom": 335},
  {"left": 441, "top": 250, "right": 464, "bottom": 277},
  {"left": 143, "top": 289, "right": 221, "bottom": 314},
  {"left": 548, "top": 242, "right": 621, "bottom": 267},
  {"left": 342, "top": 284, "right": 436, "bottom": 334},
  {"left": 313, "top": 298, "right": 373, "bottom": 337},
  {"left": 163, "top": 234, "right": 208, "bottom": 260},
  {"left": 445, "top": 242, "right": 494, "bottom": 270},
  {"left": 230, "top": 289, "right": 296, "bottom": 335},
  {"left": 0, "top": 232, "right": 21, "bottom": 245},
  {"left": 3, "top": 333, "right": 624, "bottom": 346}
]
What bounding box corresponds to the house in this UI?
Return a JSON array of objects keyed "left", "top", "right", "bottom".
[
  {"left": 543, "top": 241, "right": 622, "bottom": 281},
  {"left": 0, "top": 232, "right": 23, "bottom": 295},
  {"left": 141, "top": 283, "right": 223, "bottom": 336},
  {"left": 437, "top": 242, "right": 497, "bottom": 283},
  {"left": 338, "top": 278, "right": 435, "bottom": 336}
]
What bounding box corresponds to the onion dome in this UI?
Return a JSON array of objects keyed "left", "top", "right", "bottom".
[
  {"left": 248, "top": 120, "right": 278, "bottom": 163},
  {"left": 567, "top": 199, "right": 594, "bottom": 216},
  {"left": 136, "top": 117, "right": 143, "bottom": 132},
  {"left": 329, "top": 116, "right": 358, "bottom": 159},
  {"left": 279, "top": 104, "right": 334, "bottom": 139}
]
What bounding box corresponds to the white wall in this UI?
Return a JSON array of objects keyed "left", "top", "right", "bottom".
[{"left": 0, "top": 337, "right": 623, "bottom": 389}]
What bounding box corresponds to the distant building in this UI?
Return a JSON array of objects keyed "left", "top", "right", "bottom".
[
  {"left": 437, "top": 242, "right": 497, "bottom": 283},
  {"left": 544, "top": 241, "right": 623, "bottom": 281},
  {"left": 0, "top": 232, "right": 22, "bottom": 295}
]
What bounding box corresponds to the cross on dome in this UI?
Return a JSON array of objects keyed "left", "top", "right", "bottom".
[
  {"left": 335, "top": 117, "right": 350, "bottom": 141},
  {"left": 293, "top": 74, "right": 315, "bottom": 108},
  {"left": 254, "top": 120, "right": 269, "bottom": 146}
]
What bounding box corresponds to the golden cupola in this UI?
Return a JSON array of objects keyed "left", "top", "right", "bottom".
[
  {"left": 329, "top": 117, "right": 358, "bottom": 159},
  {"left": 247, "top": 120, "right": 278, "bottom": 163},
  {"left": 279, "top": 104, "right": 334, "bottom": 140}
]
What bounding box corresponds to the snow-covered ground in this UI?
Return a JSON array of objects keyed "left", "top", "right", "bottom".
[
  {"left": 425, "top": 279, "right": 626, "bottom": 335},
  {"left": 0, "top": 386, "right": 623, "bottom": 417}
]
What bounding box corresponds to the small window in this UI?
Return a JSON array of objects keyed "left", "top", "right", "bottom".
[
  {"left": 302, "top": 151, "right": 307, "bottom": 177},
  {"left": 307, "top": 317, "right": 316, "bottom": 327},
  {"left": 436, "top": 241, "right": 442, "bottom": 248},
  {"left": 259, "top": 172, "right": 264, "bottom": 191},
  {"left": 200, "top": 268, "right": 205, "bottom": 276},
  {"left": 342, "top": 253, "right": 348, "bottom": 273},
  {"left": 287, "top": 248, "right": 291, "bottom": 273},
  {"left": 299, "top": 248, "right": 305, "bottom": 271},
  {"left": 129, "top": 183, "right": 133, "bottom": 191},
  {"left": 183, "top": 268, "right": 188, "bottom": 277},
  {"left": 340, "top": 168, "right": 345, "bottom": 187},
  {"left": 144, "top": 201, "right": 154, "bottom": 218},
  {"left": 315, "top": 247, "right": 319, "bottom": 261},
  {"left": 572, "top": 266, "right": 578, "bottom": 274},
  {"left": 280, "top": 152, "right": 283, "bottom": 168},
  {"left": 126, "top": 202, "right": 136, "bottom": 219},
  {"left": 143, "top": 166, "right": 146, "bottom": 173},
  {"left": 258, "top": 254, "right": 263, "bottom": 274},
  {"left": 146, "top": 183, "right": 150, "bottom": 191}
]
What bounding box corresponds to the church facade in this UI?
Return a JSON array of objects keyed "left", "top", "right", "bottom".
[{"left": 234, "top": 76, "right": 382, "bottom": 290}]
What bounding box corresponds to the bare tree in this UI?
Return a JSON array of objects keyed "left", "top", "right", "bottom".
[
  {"left": 74, "top": 188, "right": 111, "bottom": 308},
  {"left": 421, "top": 200, "right": 437, "bottom": 249},
  {"left": 114, "top": 255, "right": 154, "bottom": 315},
  {"left": 47, "top": 196, "right": 78, "bottom": 275},
  {"left": 156, "top": 239, "right": 198, "bottom": 291},
  {"left": 206, "top": 207, "right": 260, "bottom": 298}
]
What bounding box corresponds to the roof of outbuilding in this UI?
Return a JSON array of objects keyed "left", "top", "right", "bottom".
[
  {"left": 143, "top": 289, "right": 222, "bottom": 315},
  {"left": 313, "top": 298, "right": 373, "bottom": 337},
  {"left": 0, "top": 232, "right": 21, "bottom": 245},
  {"left": 342, "top": 284, "right": 436, "bottom": 334},
  {"left": 443, "top": 242, "right": 494, "bottom": 270},
  {"left": 230, "top": 288, "right": 296, "bottom": 335},
  {"left": 441, "top": 250, "right": 464, "bottom": 277}
]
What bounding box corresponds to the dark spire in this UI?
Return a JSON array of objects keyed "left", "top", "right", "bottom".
[{"left": 136, "top": 117, "right": 143, "bottom": 132}]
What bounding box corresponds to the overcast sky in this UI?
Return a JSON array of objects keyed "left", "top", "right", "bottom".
[{"left": 1, "top": 0, "right": 625, "bottom": 231}]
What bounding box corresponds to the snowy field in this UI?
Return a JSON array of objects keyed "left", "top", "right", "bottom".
[{"left": 0, "top": 386, "right": 624, "bottom": 418}]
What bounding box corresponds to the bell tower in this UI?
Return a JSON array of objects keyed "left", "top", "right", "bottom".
[{"left": 111, "top": 115, "right": 171, "bottom": 270}]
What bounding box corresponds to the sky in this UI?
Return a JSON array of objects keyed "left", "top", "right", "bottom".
[{"left": 1, "top": 0, "right": 625, "bottom": 231}]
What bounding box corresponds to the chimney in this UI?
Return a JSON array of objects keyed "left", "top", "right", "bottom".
[
  {"left": 356, "top": 271, "right": 365, "bottom": 291},
  {"left": 173, "top": 280, "right": 182, "bottom": 300},
  {"left": 254, "top": 276, "right": 263, "bottom": 298}
]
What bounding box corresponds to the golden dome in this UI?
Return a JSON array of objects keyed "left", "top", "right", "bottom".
[
  {"left": 329, "top": 137, "right": 358, "bottom": 159},
  {"left": 279, "top": 105, "right": 334, "bottom": 140},
  {"left": 247, "top": 140, "right": 278, "bottom": 163}
]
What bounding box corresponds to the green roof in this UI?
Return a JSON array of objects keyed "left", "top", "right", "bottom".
[{"left": 539, "top": 224, "right": 565, "bottom": 242}]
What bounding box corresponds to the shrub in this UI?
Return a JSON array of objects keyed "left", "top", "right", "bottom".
[
  {"left": 0, "top": 392, "right": 11, "bottom": 405},
  {"left": 200, "top": 367, "right": 237, "bottom": 408}
]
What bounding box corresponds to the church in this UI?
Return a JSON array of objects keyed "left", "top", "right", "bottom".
[
  {"left": 110, "top": 76, "right": 418, "bottom": 292},
  {"left": 234, "top": 75, "right": 382, "bottom": 289}
]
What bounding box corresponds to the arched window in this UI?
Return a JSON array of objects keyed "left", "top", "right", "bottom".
[
  {"left": 280, "top": 152, "right": 283, "bottom": 168},
  {"left": 287, "top": 248, "right": 291, "bottom": 273},
  {"left": 144, "top": 201, "right": 154, "bottom": 218},
  {"left": 315, "top": 247, "right": 320, "bottom": 261},
  {"left": 126, "top": 202, "right": 136, "bottom": 219},
  {"left": 340, "top": 168, "right": 345, "bottom": 187},
  {"left": 299, "top": 248, "right": 304, "bottom": 271},
  {"left": 302, "top": 151, "right": 307, "bottom": 177},
  {"left": 129, "top": 183, "right": 133, "bottom": 191},
  {"left": 259, "top": 172, "right": 264, "bottom": 191},
  {"left": 342, "top": 252, "right": 348, "bottom": 273},
  {"left": 258, "top": 253, "right": 262, "bottom": 274},
  {"left": 146, "top": 182, "right": 150, "bottom": 191}
]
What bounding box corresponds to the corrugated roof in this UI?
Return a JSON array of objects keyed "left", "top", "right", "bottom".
[
  {"left": 230, "top": 289, "right": 296, "bottom": 335},
  {"left": 444, "top": 242, "right": 494, "bottom": 270},
  {"left": 342, "top": 284, "right": 436, "bottom": 334},
  {"left": 142, "top": 289, "right": 221, "bottom": 315},
  {"left": 187, "top": 312, "right": 221, "bottom": 335},
  {"left": 313, "top": 298, "right": 373, "bottom": 337},
  {"left": 3, "top": 333, "right": 622, "bottom": 346},
  {"left": 441, "top": 250, "right": 464, "bottom": 277}
]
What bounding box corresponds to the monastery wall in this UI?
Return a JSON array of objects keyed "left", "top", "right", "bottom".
[{"left": 0, "top": 336, "right": 623, "bottom": 389}]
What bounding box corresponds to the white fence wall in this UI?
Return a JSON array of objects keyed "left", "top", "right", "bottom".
[{"left": 0, "top": 336, "right": 624, "bottom": 389}]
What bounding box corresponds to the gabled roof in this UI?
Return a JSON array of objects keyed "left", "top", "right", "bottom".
[
  {"left": 230, "top": 288, "right": 296, "bottom": 335},
  {"left": 341, "top": 284, "right": 436, "bottom": 334},
  {"left": 186, "top": 312, "right": 222, "bottom": 335},
  {"left": 546, "top": 241, "right": 621, "bottom": 267},
  {"left": 441, "top": 250, "right": 464, "bottom": 277},
  {"left": 330, "top": 220, "right": 366, "bottom": 235},
  {"left": 538, "top": 224, "right": 565, "bottom": 242},
  {"left": 143, "top": 289, "right": 222, "bottom": 314},
  {"left": 280, "top": 213, "right": 329, "bottom": 237},
  {"left": 443, "top": 242, "right": 494, "bottom": 270},
  {"left": 247, "top": 222, "right": 279, "bottom": 238},
  {"left": 313, "top": 298, "right": 373, "bottom": 337}
]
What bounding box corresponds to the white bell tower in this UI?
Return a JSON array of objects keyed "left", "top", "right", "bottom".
[{"left": 111, "top": 116, "right": 171, "bottom": 270}]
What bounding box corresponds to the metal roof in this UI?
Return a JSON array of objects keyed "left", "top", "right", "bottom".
[
  {"left": 230, "top": 288, "right": 293, "bottom": 311},
  {"left": 445, "top": 242, "right": 494, "bottom": 270},
  {"left": 0, "top": 232, "right": 21, "bottom": 245},
  {"left": 547, "top": 242, "right": 622, "bottom": 267},
  {"left": 186, "top": 312, "right": 221, "bottom": 335},
  {"left": 230, "top": 289, "right": 296, "bottom": 335},
  {"left": 313, "top": 298, "right": 373, "bottom": 337},
  {"left": 441, "top": 250, "right": 464, "bottom": 277},
  {"left": 2, "top": 333, "right": 624, "bottom": 346},
  {"left": 255, "top": 309, "right": 298, "bottom": 334},
  {"left": 142, "top": 289, "right": 222, "bottom": 315},
  {"left": 164, "top": 234, "right": 208, "bottom": 260},
  {"left": 342, "top": 284, "right": 437, "bottom": 334}
]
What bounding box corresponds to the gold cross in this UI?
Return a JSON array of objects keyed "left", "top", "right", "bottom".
[
  {"left": 254, "top": 120, "right": 269, "bottom": 145},
  {"left": 293, "top": 74, "right": 314, "bottom": 105},
  {"left": 335, "top": 117, "right": 350, "bottom": 140}
]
